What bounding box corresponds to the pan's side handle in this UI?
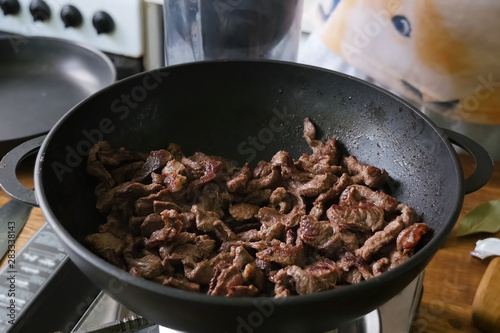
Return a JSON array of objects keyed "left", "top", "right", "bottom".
[
  {"left": 442, "top": 128, "right": 494, "bottom": 194},
  {"left": 0, "top": 136, "right": 46, "bottom": 207}
]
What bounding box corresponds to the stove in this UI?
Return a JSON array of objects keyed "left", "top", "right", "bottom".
[{"left": 0, "top": 223, "right": 423, "bottom": 333}]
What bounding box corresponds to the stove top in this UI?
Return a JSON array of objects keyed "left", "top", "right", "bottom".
[{"left": 0, "top": 223, "right": 423, "bottom": 333}]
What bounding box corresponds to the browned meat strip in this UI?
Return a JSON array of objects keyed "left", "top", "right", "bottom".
[
  {"left": 397, "top": 223, "right": 430, "bottom": 253},
  {"left": 339, "top": 185, "right": 399, "bottom": 214},
  {"left": 342, "top": 155, "right": 388, "bottom": 188},
  {"left": 126, "top": 254, "right": 163, "bottom": 279},
  {"left": 256, "top": 239, "right": 305, "bottom": 267},
  {"left": 229, "top": 203, "right": 259, "bottom": 221},
  {"left": 278, "top": 259, "right": 341, "bottom": 295},
  {"left": 140, "top": 213, "right": 163, "bottom": 237},
  {"left": 372, "top": 257, "right": 390, "bottom": 276},
  {"left": 297, "top": 216, "right": 340, "bottom": 256},
  {"left": 134, "top": 149, "right": 173, "bottom": 181},
  {"left": 163, "top": 277, "right": 200, "bottom": 292},
  {"left": 144, "top": 210, "right": 183, "bottom": 248},
  {"left": 355, "top": 216, "right": 405, "bottom": 261},
  {"left": 226, "top": 163, "right": 252, "bottom": 192},
  {"left": 162, "top": 159, "right": 187, "bottom": 192},
  {"left": 326, "top": 203, "right": 385, "bottom": 233},
  {"left": 86, "top": 232, "right": 125, "bottom": 268}
]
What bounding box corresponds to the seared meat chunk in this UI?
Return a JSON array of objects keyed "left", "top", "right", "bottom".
[
  {"left": 339, "top": 185, "right": 398, "bottom": 214},
  {"left": 326, "top": 203, "right": 385, "bottom": 233}
]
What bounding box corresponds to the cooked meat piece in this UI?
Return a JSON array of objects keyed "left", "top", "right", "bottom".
[
  {"left": 96, "top": 144, "right": 147, "bottom": 167},
  {"left": 331, "top": 222, "right": 360, "bottom": 253},
  {"left": 341, "top": 268, "right": 363, "bottom": 285},
  {"left": 159, "top": 233, "right": 215, "bottom": 266},
  {"left": 129, "top": 215, "right": 146, "bottom": 231},
  {"left": 163, "top": 276, "right": 200, "bottom": 292},
  {"left": 342, "top": 155, "right": 388, "bottom": 189},
  {"left": 144, "top": 210, "right": 183, "bottom": 248},
  {"left": 208, "top": 263, "right": 244, "bottom": 296},
  {"left": 184, "top": 252, "right": 234, "bottom": 284},
  {"left": 339, "top": 185, "right": 399, "bottom": 214},
  {"left": 310, "top": 173, "right": 354, "bottom": 219},
  {"left": 269, "top": 187, "right": 293, "bottom": 213},
  {"left": 86, "top": 232, "right": 126, "bottom": 268},
  {"left": 227, "top": 285, "right": 260, "bottom": 297},
  {"left": 280, "top": 259, "right": 341, "bottom": 295},
  {"left": 196, "top": 183, "right": 230, "bottom": 217},
  {"left": 326, "top": 203, "right": 385, "bottom": 233},
  {"left": 192, "top": 205, "right": 221, "bottom": 233},
  {"left": 181, "top": 152, "right": 213, "bottom": 180},
  {"left": 153, "top": 201, "right": 182, "bottom": 214},
  {"left": 397, "top": 223, "right": 430, "bottom": 253},
  {"left": 140, "top": 213, "right": 164, "bottom": 237},
  {"left": 256, "top": 239, "right": 305, "bottom": 267},
  {"left": 253, "top": 160, "right": 272, "bottom": 178},
  {"left": 398, "top": 203, "right": 421, "bottom": 227},
  {"left": 243, "top": 189, "right": 272, "bottom": 206},
  {"left": 134, "top": 149, "right": 173, "bottom": 181},
  {"left": 302, "top": 117, "right": 323, "bottom": 155},
  {"left": 135, "top": 189, "right": 173, "bottom": 216},
  {"left": 372, "top": 257, "right": 390, "bottom": 276},
  {"left": 390, "top": 249, "right": 411, "bottom": 268},
  {"left": 111, "top": 161, "right": 144, "bottom": 184},
  {"left": 293, "top": 173, "right": 336, "bottom": 197},
  {"left": 297, "top": 216, "right": 340, "bottom": 256},
  {"left": 336, "top": 253, "right": 372, "bottom": 280},
  {"left": 355, "top": 216, "right": 405, "bottom": 261},
  {"left": 151, "top": 172, "right": 164, "bottom": 185},
  {"left": 226, "top": 163, "right": 252, "bottom": 193},
  {"left": 162, "top": 160, "right": 187, "bottom": 192},
  {"left": 213, "top": 220, "right": 237, "bottom": 242},
  {"left": 242, "top": 262, "right": 265, "bottom": 290},
  {"left": 191, "top": 159, "right": 223, "bottom": 188},
  {"left": 257, "top": 206, "right": 303, "bottom": 230},
  {"left": 97, "top": 182, "right": 163, "bottom": 213},
  {"left": 229, "top": 203, "right": 259, "bottom": 221},
  {"left": 126, "top": 254, "right": 163, "bottom": 279},
  {"left": 245, "top": 167, "right": 281, "bottom": 193},
  {"left": 270, "top": 150, "right": 297, "bottom": 179},
  {"left": 87, "top": 142, "right": 116, "bottom": 197}
]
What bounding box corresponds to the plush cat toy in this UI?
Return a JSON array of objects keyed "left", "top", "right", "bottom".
[{"left": 301, "top": 0, "right": 500, "bottom": 158}]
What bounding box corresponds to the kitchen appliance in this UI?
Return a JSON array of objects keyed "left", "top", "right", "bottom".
[
  {"left": 0, "top": 60, "right": 493, "bottom": 332},
  {"left": 163, "top": 0, "right": 303, "bottom": 65},
  {"left": 0, "top": 0, "right": 162, "bottom": 78}
]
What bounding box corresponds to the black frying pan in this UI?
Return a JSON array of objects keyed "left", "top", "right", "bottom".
[
  {"left": 0, "top": 36, "right": 115, "bottom": 154},
  {"left": 0, "top": 61, "right": 493, "bottom": 332}
]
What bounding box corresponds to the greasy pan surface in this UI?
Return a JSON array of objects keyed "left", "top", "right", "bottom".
[{"left": 36, "top": 61, "right": 462, "bottom": 332}]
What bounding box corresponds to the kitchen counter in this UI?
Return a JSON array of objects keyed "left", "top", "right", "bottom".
[{"left": 1, "top": 155, "right": 499, "bottom": 332}]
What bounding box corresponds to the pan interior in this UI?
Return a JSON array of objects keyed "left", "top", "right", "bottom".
[
  {"left": 0, "top": 37, "right": 115, "bottom": 142},
  {"left": 39, "top": 60, "right": 461, "bottom": 282}
]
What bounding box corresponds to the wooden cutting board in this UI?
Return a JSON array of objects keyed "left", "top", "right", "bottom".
[{"left": 472, "top": 257, "right": 500, "bottom": 331}]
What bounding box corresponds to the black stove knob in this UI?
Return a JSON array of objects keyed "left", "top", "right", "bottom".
[
  {"left": 60, "top": 5, "right": 82, "bottom": 28},
  {"left": 0, "top": 0, "right": 20, "bottom": 15},
  {"left": 92, "top": 11, "right": 114, "bottom": 34},
  {"left": 29, "top": 0, "right": 51, "bottom": 22}
]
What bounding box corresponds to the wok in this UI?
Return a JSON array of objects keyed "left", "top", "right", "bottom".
[{"left": 0, "top": 61, "right": 493, "bottom": 332}]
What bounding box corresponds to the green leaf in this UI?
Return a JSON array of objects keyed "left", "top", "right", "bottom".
[{"left": 456, "top": 200, "right": 500, "bottom": 236}]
